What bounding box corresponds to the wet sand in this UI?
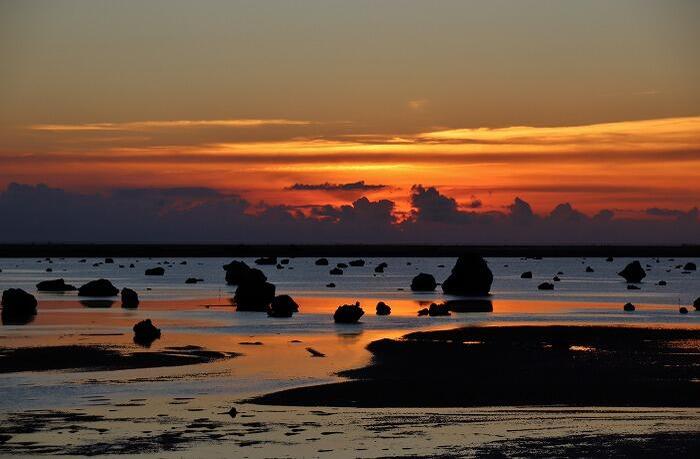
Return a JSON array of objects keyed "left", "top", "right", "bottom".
[{"left": 251, "top": 325, "right": 700, "bottom": 407}]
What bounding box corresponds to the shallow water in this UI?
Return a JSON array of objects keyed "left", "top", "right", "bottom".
[{"left": 0, "top": 256, "right": 698, "bottom": 456}]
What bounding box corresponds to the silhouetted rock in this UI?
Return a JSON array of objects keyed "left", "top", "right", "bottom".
[
  {"left": 417, "top": 308, "right": 429, "bottom": 316},
  {"left": 349, "top": 259, "right": 365, "bottom": 267},
  {"left": 657, "top": 280, "right": 667, "bottom": 286},
  {"left": 78, "top": 279, "right": 118, "bottom": 297},
  {"left": 538, "top": 282, "right": 554, "bottom": 290},
  {"left": 180, "top": 261, "right": 187, "bottom": 265},
  {"left": 623, "top": 302, "right": 635, "bottom": 311},
  {"left": 374, "top": 262, "right": 388, "bottom": 273},
  {"left": 255, "top": 256, "right": 277, "bottom": 265},
  {"left": 694, "top": 297, "right": 700, "bottom": 311},
  {"left": 326, "top": 283, "right": 336, "bottom": 288},
  {"left": 446, "top": 299, "right": 493, "bottom": 313},
  {"left": 585, "top": 266, "right": 594, "bottom": 273},
  {"left": 1, "top": 288, "right": 38, "bottom": 320},
  {"left": 121, "top": 288, "right": 139, "bottom": 308},
  {"left": 105, "top": 258, "right": 114, "bottom": 264},
  {"left": 276, "top": 264, "right": 284, "bottom": 269},
  {"left": 683, "top": 262, "right": 696, "bottom": 271},
  {"left": 185, "top": 277, "right": 203, "bottom": 284},
  {"left": 268, "top": 294, "right": 299, "bottom": 318},
  {"left": 410, "top": 273, "right": 436, "bottom": 291},
  {"left": 133, "top": 319, "right": 161, "bottom": 346},
  {"left": 129, "top": 263, "right": 135, "bottom": 268},
  {"left": 553, "top": 276, "right": 561, "bottom": 282},
  {"left": 618, "top": 261, "right": 646, "bottom": 283},
  {"left": 627, "top": 285, "right": 640, "bottom": 290},
  {"left": 679, "top": 307, "right": 688, "bottom": 314},
  {"left": 145, "top": 267, "right": 165, "bottom": 276},
  {"left": 280, "top": 259, "right": 290, "bottom": 265},
  {"left": 223, "top": 260, "right": 250, "bottom": 285},
  {"left": 36, "top": 279, "right": 77, "bottom": 292},
  {"left": 336, "top": 263, "right": 348, "bottom": 268},
  {"left": 376, "top": 301, "right": 391, "bottom": 316},
  {"left": 333, "top": 302, "right": 364, "bottom": 323},
  {"left": 428, "top": 302, "right": 450, "bottom": 316},
  {"left": 315, "top": 258, "right": 329, "bottom": 266},
  {"left": 234, "top": 268, "right": 275, "bottom": 311},
  {"left": 520, "top": 271, "right": 533, "bottom": 279},
  {"left": 606, "top": 256, "right": 614, "bottom": 262},
  {"left": 306, "top": 347, "right": 325, "bottom": 357},
  {"left": 441, "top": 255, "right": 493, "bottom": 296},
  {"left": 330, "top": 267, "right": 343, "bottom": 275},
  {"left": 45, "top": 268, "right": 52, "bottom": 272}
]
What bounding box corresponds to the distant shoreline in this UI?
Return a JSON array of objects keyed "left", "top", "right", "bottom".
[{"left": 1, "top": 244, "right": 699, "bottom": 258}]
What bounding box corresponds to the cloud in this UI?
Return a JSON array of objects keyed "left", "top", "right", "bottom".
[
  {"left": 29, "top": 119, "right": 312, "bottom": 132},
  {"left": 285, "top": 181, "right": 388, "bottom": 192},
  {"left": 0, "top": 183, "right": 698, "bottom": 244}
]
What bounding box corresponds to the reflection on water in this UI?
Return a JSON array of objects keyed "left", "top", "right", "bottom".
[
  {"left": 80, "top": 299, "right": 115, "bottom": 308},
  {"left": 446, "top": 299, "right": 494, "bottom": 312}
]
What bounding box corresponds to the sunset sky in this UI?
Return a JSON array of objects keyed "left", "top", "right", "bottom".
[{"left": 1, "top": 1, "right": 699, "bottom": 242}]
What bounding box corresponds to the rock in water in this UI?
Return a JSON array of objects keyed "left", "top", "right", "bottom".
[
  {"left": 520, "top": 271, "right": 533, "bottom": 279},
  {"left": 268, "top": 294, "right": 299, "bottom": 318},
  {"left": 606, "top": 256, "right": 614, "bottom": 262},
  {"left": 441, "top": 255, "right": 493, "bottom": 296},
  {"left": 145, "top": 267, "right": 165, "bottom": 276},
  {"left": 78, "top": 279, "right": 118, "bottom": 297},
  {"left": 376, "top": 301, "right": 391, "bottom": 316},
  {"left": 618, "top": 261, "right": 646, "bottom": 283},
  {"left": 254, "top": 256, "right": 277, "bottom": 265},
  {"left": 410, "top": 273, "right": 436, "bottom": 291},
  {"left": 36, "top": 279, "right": 77, "bottom": 292},
  {"left": 329, "top": 267, "right": 344, "bottom": 275},
  {"left": 694, "top": 297, "right": 700, "bottom": 311},
  {"left": 1, "top": 288, "right": 38, "bottom": 319},
  {"left": 223, "top": 260, "right": 250, "bottom": 285},
  {"left": 417, "top": 308, "right": 429, "bottom": 316},
  {"left": 428, "top": 302, "right": 451, "bottom": 316},
  {"left": 133, "top": 319, "right": 161, "bottom": 345},
  {"left": 333, "top": 302, "right": 364, "bottom": 323},
  {"left": 121, "top": 288, "right": 139, "bottom": 308},
  {"left": 585, "top": 266, "right": 594, "bottom": 273},
  {"left": 538, "top": 282, "right": 554, "bottom": 290},
  {"left": 234, "top": 268, "right": 276, "bottom": 311},
  {"left": 679, "top": 307, "right": 688, "bottom": 314},
  {"left": 315, "top": 258, "right": 329, "bottom": 266},
  {"left": 623, "top": 302, "right": 635, "bottom": 311},
  {"left": 349, "top": 259, "right": 365, "bottom": 267},
  {"left": 683, "top": 262, "right": 696, "bottom": 271},
  {"left": 374, "top": 262, "right": 388, "bottom": 273}
]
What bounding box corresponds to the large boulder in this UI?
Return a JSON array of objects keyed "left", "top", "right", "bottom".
[
  {"left": 376, "top": 301, "right": 391, "bottom": 316},
  {"left": 234, "top": 268, "right": 276, "bottom": 311},
  {"left": 133, "top": 319, "right": 161, "bottom": 346},
  {"left": 333, "top": 302, "right": 364, "bottom": 323},
  {"left": 78, "top": 279, "right": 118, "bottom": 297},
  {"left": 410, "top": 273, "right": 436, "bottom": 291},
  {"left": 441, "top": 255, "right": 493, "bottom": 296},
  {"left": 1, "top": 288, "right": 38, "bottom": 321},
  {"left": 145, "top": 267, "right": 165, "bottom": 276},
  {"left": 121, "top": 288, "right": 139, "bottom": 308},
  {"left": 223, "top": 260, "right": 251, "bottom": 285},
  {"left": 683, "top": 262, "right": 697, "bottom": 271},
  {"left": 36, "top": 279, "right": 77, "bottom": 292},
  {"left": 267, "top": 294, "right": 299, "bottom": 318},
  {"left": 618, "top": 261, "right": 646, "bottom": 283}
]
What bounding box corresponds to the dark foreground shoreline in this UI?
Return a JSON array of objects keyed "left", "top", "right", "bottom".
[
  {"left": 1, "top": 243, "right": 699, "bottom": 258},
  {"left": 250, "top": 325, "right": 700, "bottom": 408},
  {"left": 0, "top": 345, "right": 237, "bottom": 373}
]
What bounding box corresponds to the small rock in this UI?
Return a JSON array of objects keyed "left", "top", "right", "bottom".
[
  {"left": 78, "top": 279, "right": 118, "bottom": 297},
  {"left": 538, "top": 282, "right": 554, "bottom": 290},
  {"left": 333, "top": 302, "right": 364, "bottom": 323},
  {"left": 618, "top": 261, "right": 646, "bottom": 283},
  {"left": 679, "top": 307, "right": 688, "bottom": 314},
  {"left": 417, "top": 308, "right": 429, "bottom": 316},
  {"left": 267, "top": 294, "right": 299, "bottom": 318},
  {"left": 121, "top": 288, "right": 139, "bottom": 308},
  {"left": 133, "top": 319, "right": 161, "bottom": 345},
  {"left": 305, "top": 347, "right": 326, "bottom": 357},
  {"left": 315, "top": 258, "right": 329, "bottom": 266},
  {"left": 375, "top": 301, "right": 391, "bottom": 316},
  {"left": 329, "top": 267, "right": 343, "bottom": 275},
  {"left": 411, "top": 273, "right": 436, "bottom": 291},
  {"left": 683, "top": 262, "right": 696, "bottom": 271},
  {"left": 255, "top": 256, "right": 277, "bottom": 265},
  {"left": 585, "top": 266, "right": 594, "bottom": 273},
  {"left": 623, "top": 302, "right": 635, "bottom": 311},
  {"left": 36, "top": 279, "right": 77, "bottom": 292},
  {"left": 326, "top": 283, "right": 336, "bottom": 288},
  {"left": 428, "top": 302, "right": 450, "bottom": 316},
  {"left": 348, "top": 259, "right": 365, "bottom": 267},
  {"left": 145, "top": 267, "right": 165, "bottom": 276},
  {"left": 520, "top": 271, "right": 533, "bottom": 279}
]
